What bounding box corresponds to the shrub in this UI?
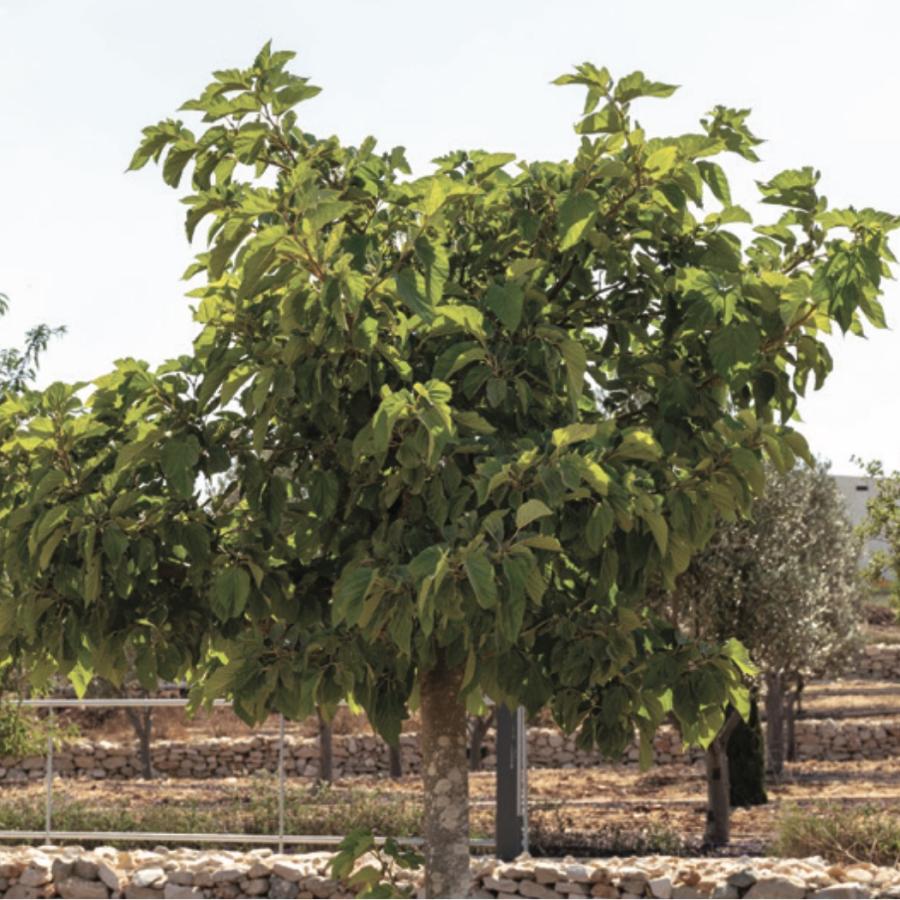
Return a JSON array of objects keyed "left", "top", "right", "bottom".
[
  {"left": 773, "top": 804, "right": 900, "bottom": 866},
  {"left": 0, "top": 701, "right": 77, "bottom": 758}
]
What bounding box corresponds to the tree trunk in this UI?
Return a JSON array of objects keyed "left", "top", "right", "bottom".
[
  {"left": 727, "top": 694, "right": 767, "bottom": 807},
  {"left": 765, "top": 671, "right": 786, "bottom": 777},
  {"left": 388, "top": 742, "right": 403, "bottom": 779},
  {"left": 704, "top": 709, "right": 740, "bottom": 846},
  {"left": 317, "top": 708, "right": 333, "bottom": 784},
  {"left": 125, "top": 707, "right": 154, "bottom": 779},
  {"left": 420, "top": 659, "right": 470, "bottom": 899},
  {"left": 785, "top": 673, "right": 803, "bottom": 763},
  {"left": 468, "top": 710, "right": 494, "bottom": 773}
]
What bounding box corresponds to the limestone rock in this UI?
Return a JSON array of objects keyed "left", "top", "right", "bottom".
[
  {"left": 745, "top": 875, "right": 807, "bottom": 899},
  {"left": 58, "top": 875, "right": 110, "bottom": 899}
]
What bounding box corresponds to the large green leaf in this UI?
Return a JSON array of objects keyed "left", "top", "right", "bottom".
[
  {"left": 211, "top": 566, "right": 251, "bottom": 621},
  {"left": 464, "top": 549, "right": 497, "bottom": 610}
]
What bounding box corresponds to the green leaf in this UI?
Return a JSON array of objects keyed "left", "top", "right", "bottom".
[
  {"left": 645, "top": 146, "right": 678, "bottom": 177},
  {"left": 38, "top": 528, "right": 66, "bottom": 571},
  {"left": 586, "top": 504, "right": 614, "bottom": 551},
  {"left": 560, "top": 340, "right": 586, "bottom": 406},
  {"left": 395, "top": 269, "right": 435, "bottom": 323},
  {"left": 211, "top": 566, "right": 251, "bottom": 621},
  {"left": 558, "top": 192, "right": 597, "bottom": 251},
  {"left": 464, "top": 549, "right": 497, "bottom": 610},
  {"left": 517, "top": 534, "right": 563, "bottom": 552},
  {"left": 708, "top": 322, "right": 761, "bottom": 375},
  {"left": 552, "top": 423, "right": 597, "bottom": 449},
  {"left": 484, "top": 283, "right": 524, "bottom": 332},
  {"left": 160, "top": 435, "right": 201, "bottom": 498},
  {"left": 68, "top": 663, "right": 93, "bottom": 699},
  {"left": 610, "top": 430, "right": 663, "bottom": 462},
  {"left": 29, "top": 506, "right": 69, "bottom": 554},
  {"left": 455, "top": 410, "right": 496, "bottom": 434},
  {"left": 698, "top": 161, "right": 732, "bottom": 205},
  {"left": 333, "top": 566, "right": 375, "bottom": 625},
  {"left": 641, "top": 509, "right": 669, "bottom": 555},
  {"left": 516, "top": 499, "right": 553, "bottom": 530},
  {"left": 722, "top": 637, "right": 757, "bottom": 677},
  {"left": 101, "top": 527, "right": 128, "bottom": 566},
  {"left": 575, "top": 103, "right": 623, "bottom": 135}
]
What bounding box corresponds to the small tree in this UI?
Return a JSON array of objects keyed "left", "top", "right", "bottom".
[
  {"left": 670, "top": 462, "right": 863, "bottom": 840},
  {"left": 1, "top": 48, "right": 895, "bottom": 896},
  {"left": 0, "top": 292, "right": 65, "bottom": 396},
  {"left": 857, "top": 459, "right": 900, "bottom": 611}
]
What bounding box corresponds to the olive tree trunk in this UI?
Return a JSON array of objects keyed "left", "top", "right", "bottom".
[
  {"left": 785, "top": 673, "right": 803, "bottom": 763},
  {"left": 764, "top": 671, "right": 786, "bottom": 777},
  {"left": 124, "top": 707, "right": 154, "bottom": 779},
  {"left": 420, "top": 659, "right": 470, "bottom": 899},
  {"left": 704, "top": 709, "right": 741, "bottom": 846},
  {"left": 317, "top": 708, "right": 334, "bottom": 784}
]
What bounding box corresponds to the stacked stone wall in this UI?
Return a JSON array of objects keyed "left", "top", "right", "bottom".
[
  {"left": 0, "top": 846, "right": 897, "bottom": 899},
  {"left": 4, "top": 715, "right": 900, "bottom": 782}
]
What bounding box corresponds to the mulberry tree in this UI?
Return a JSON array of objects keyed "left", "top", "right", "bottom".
[{"left": 0, "top": 47, "right": 895, "bottom": 896}]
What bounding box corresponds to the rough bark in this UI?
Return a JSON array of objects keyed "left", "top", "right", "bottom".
[
  {"left": 727, "top": 693, "right": 767, "bottom": 807},
  {"left": 785, "top": 673, "right": 803, "bottom": 763},
  {"left": 468, "top": 709, "right": 494, "bottom": 773},
  {"left": 388, "top": 742, "right": 403, "bottom": 779},
  {"left": 124, "top": 707, "right": 154, "bottom": 779},
  {"left": 317, "top": 708, "right": 334, "bottom": 784},
  {"left": 704, "top": 709, "right": 741, "bottom": 846},
  {"left": 420, "top": 659, "right": 470, "bottom": 899},
  {"left": 765, "top": 671, "right": 786, "bottom": 777}
]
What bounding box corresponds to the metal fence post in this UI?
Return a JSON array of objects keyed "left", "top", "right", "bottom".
[
  {"left": 495, "top": 704, "right": 528, "bottom": 860},
  {"left": 277, "top": 714, "right": 286, "bottom": 854},
  {"left": 44, "top": 710, "right": 54, "bottom": 842}
]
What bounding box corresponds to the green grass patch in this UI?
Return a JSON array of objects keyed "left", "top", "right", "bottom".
[{"left": 0, "top": 778, "right": 425, "bottom": 850}]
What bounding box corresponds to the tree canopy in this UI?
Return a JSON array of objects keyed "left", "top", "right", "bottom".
[{"left": 1, "top": 40, "right": 896, "bottom": 747}]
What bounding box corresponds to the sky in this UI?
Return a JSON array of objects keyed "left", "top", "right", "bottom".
[{"left": 1, "top": 0, "right": 898, "bottom": 473}]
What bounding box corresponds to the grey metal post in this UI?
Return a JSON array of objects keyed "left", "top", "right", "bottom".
[
  {"left": 44, "top": 711, "right": 54, "bottom": 841},
  {"left": 495, "top": 704, "right": 527, "bottom": 860},
  {"left": 277, "top": 714, "right": 286, "bottom": 854}
]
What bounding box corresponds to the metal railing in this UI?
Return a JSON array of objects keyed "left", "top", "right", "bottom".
[{"left": 3, "top": 697, "right": 495, "bottom": 851}]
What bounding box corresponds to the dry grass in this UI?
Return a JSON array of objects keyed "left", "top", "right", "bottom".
[
  {"left": 2, "top": 757, "right": 900, "bottom": 856},
  {"left": 799, "top": 679, "right": 900, "bottom": 718}
]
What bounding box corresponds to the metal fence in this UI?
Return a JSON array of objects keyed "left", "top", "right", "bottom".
[{"left": 2, "top": 697, "right": 498, "bottom": 853}]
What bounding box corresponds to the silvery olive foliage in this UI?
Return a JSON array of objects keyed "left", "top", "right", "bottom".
[{"left": 668, "top": 462, "right": 864, "bottom": 679}]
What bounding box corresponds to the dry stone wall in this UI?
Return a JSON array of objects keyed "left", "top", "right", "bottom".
[
  {"left": 0, "top": 846, "right": 899, "bottom": 899},
  {"left": 856, "top": 643, "right": 900, "bottom": 680},
  {"left": 3, "top": 716, "right": 900, "bottom": 782}
]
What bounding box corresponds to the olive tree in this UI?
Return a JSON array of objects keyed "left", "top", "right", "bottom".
[
  {"left": 669, "top": 462, "right": 863, "bottom": 841},
  {"left": 1, "top": 46, "right": 895, "bottom": 897}
]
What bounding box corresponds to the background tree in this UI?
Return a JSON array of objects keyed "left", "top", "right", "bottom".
[
  {"left": 1, "top": 47, "right": 895, "bottom": 897},
  {"left": 668, "top": 462, "right": 863, "bottom": 841},
  {"left": 0, "top": 293, "right": 65, "bottom": 396},
  {"left": 857, "top": 459, "right": 900, "bottom": 611}
]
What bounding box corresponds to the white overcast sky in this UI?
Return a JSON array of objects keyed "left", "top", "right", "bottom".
[{"left": 1, "top": 0, "right": 898, "bottom": 473}]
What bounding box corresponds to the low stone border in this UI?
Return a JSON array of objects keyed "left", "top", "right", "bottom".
[{"left": 0, "top": 846, "right": 898, "bottom": 899}]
